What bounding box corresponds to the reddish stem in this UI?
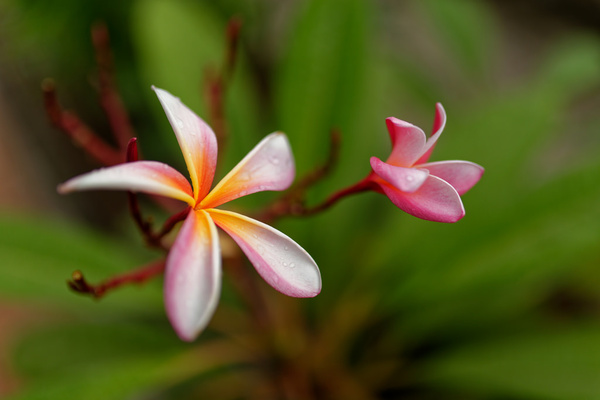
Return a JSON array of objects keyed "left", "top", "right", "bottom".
[
  {"left": 124, "top": 137, "right": 189, "bottom": 250},
  {"left": 126, "top": 137, "right": 139, "bottom": 162},
  {"left": 204, "top": 17, "right": 243, "bottom": 162},
  {"left": 92, "top": 22, "right": 136, "bottom": 150},
  {"left": 156, "top": 207, "right": 191, "bottom": 239},
  {"left": 42, "top": 79, "right": 122, "bottom": 166},
  {"left": 259, "top": 129, "right": 348, "bottom": 222},
  {"left": 301, "top": 176, "right": 376, "bottom": 216},
  {"left": 68, "top": 259, "right": 166, "bottom": 299},
  {"left": 224, "top": 17, "right": 242, "bottom": 80}
]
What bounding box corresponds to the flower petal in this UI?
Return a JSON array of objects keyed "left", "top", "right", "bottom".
[
  {"left": 164, "top": 210, "right": 221, "bottom": 341},
  {"left": 375, "top": 175, "right": 465, "bottom": 223},
  {"left": 200, "top": 132, "right": 295, "bottom": 209},
  {"left": 153, "top": 86, "right": 218, "bottom": 201},
  {"left": 385, "top": 117, "right": 427, "bottom": 167},
  {"left": 420, "top": 160, "right": 484, "bottom": 195},
  {"left": 370, "top": 157, "right": 429, "bottom": 193},
  {"left": 207, "top": 209, "right": 321, "bottom": 298},
  {"left": 57, "top": 161, "right": 194, "bottom": 205},
  {"left": 415, "top": 102, "right": 447, "bottom": 165}
]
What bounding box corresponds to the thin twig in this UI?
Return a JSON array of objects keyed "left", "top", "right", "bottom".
[
  {"left": 125, "top": 138, "right": 189, "bottom": 250},
  {"left": 204, "top": 17, "right": 243, "bottom": 162},
  {"left": 259, "top": 129, "right": 345, "bottom": 222},
  {"left": 68, "top": 260, "right": 166, "bottom": 299},
  {"left": 300, "top": 176, "right": 375, "bottom": 216},
  {"left": 224, "top": 17, "right": 242, "bottom": 81},
  {"left": 92, "top": 21, "right": 135, "bottom": 150},
  {"left": 42, "top": 79, "right": 122, "bottom": 166},
  {"left": 295, "top": 128, "right": 342, "bottom": 190}
]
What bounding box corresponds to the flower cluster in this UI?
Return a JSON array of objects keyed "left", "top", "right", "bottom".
[{"left": 59, "top": 88, "right": 482, "bottom": 341}]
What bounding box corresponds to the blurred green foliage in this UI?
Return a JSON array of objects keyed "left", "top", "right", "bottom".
[{"left": 2, "top": 0, "right": 600, "bottom": 398}]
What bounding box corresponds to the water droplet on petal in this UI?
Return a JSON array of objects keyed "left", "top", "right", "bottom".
[
  {"left": 239, "top": 172, "right": 251, "bottom": 181},
  {"left": 288, "top": 262, "right": 296, "bottom": 268},
  {"left": 406, "top": 175, "right": 414, "bottom": 182},
  {"left": 175, "top": 117, "right": 185, "bottom": 129},
  {"left": 283, "top": 245, "right": 289, "bottom": 251},
  {"left": 270, "top": 156, "right": 280, "bottom": 165}
]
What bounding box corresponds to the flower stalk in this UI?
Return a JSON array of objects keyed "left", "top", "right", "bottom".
[{"left": 68, "top": 260, "right": 166, "bottom": 299}]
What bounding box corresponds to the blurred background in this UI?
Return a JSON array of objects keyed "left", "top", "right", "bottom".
[{"left": 1, "top": 0, "right": 600, "bottom": 398}]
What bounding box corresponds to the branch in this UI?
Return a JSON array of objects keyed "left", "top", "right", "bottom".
[
  {"left": 204, "top": 17, "right": 243, "bottom": 161},
  {"left": 68, "top": 260, "right": 166, "bottom": 299},
  {"left": 259, "top": 129, "right": 345, "bottom": 222},
  {"left": 92, "top": 21, "right": 136, "bottom": 150},
  {"left": 42, "top": 79, "right": 123, "bottom": 166}
]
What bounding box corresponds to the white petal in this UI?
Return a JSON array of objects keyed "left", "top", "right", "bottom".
[
  {"left": 207, "top": 209, "right": 321, "bottom": 298},
  {"left": 153, "top": 86, "right": 218, "bottom": 201},
  {"left": 57, "top": 161, "right": 194, "bottom": 205},
  {"left": 164, "top": 210, "right": 221, "bottom": 341},
  {"left": 201, "top": 132, "right": 295, "bottom": 208}
]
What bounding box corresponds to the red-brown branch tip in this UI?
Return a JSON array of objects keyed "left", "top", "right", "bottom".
[
  {"left": 225, "top": 16, "right": 243, "bottom": 77},
  {"left": 91, "top": 21, "right": 136, "bottom": 149},
  {"left": 42, "top": 78, "right": 123, "bottom": 166},
  {"left": 126, "top": 137, "right": 139, "bottom": 162},
  {"left": 67, "top": 261, "right": 166, "bottom": 299}
]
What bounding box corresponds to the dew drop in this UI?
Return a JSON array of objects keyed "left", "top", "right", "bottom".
[
  {"left": 175, "top": 117, "right": 185, "bottom": 129},
  {"left": 283, "top": 245, "right": 289, "bottom": 251},
  {"left": 282, "top": 262, "right": 288, "bottom": 267},
  {"left": 288, "top": 262, "right": 296, "bottom": 268},
  {"left": 406, "top": 175, "right": 414, "bottom": 182},
  {"left": 269, "top": 156, "right": 280, "bottom": 165}
]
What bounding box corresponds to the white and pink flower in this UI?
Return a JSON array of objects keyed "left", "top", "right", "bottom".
[
  {"left": 59, "top": 87, "right": 321, "bottom": 341},
  {"left": 369, "top": 103, "right": 483, "bottom": 222}
]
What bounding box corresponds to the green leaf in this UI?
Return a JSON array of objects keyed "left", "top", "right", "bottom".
[
  {"left": 8, "top": 321, "right": 251, "bottom": 400},
  {"left": 421, "top": 0, "right": 496, "bottom": 78},
  {"left": 421, "top": 325, "right": 600, "bottom": 400},
  {"left": 12, "top": 321, "right": 183, "bottom": 380},
  {"left": 275, "top": 0, "right": 372, "bottom": 176},
  {"left": 0, "top": 213, "right": 161, "bottom": 314}
]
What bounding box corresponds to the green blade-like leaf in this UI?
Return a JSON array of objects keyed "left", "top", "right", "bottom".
[
  {"left": 421, "top": 325, "right": 600, "bottom": 400},
  {"left": 0, "top": 213, "right": 161, "bottom": 314}
]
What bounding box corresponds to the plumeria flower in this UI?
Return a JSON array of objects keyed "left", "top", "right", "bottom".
[
  {"left": 59, "top": 87, "right": 321, "bottom": 341},
  {"left": 369, "top": 103, "right": 483, "bottom": 223}
]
